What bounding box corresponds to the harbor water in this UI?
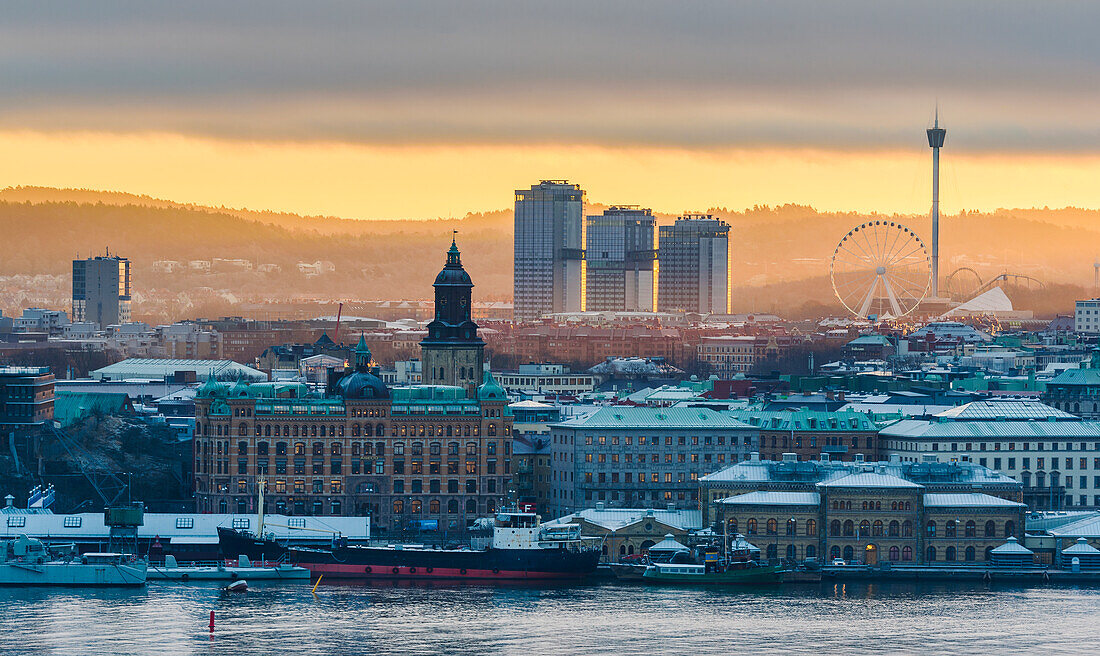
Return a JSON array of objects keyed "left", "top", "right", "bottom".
[{"left": 2, "top": 580, "right": 1098, "bottom": 655}]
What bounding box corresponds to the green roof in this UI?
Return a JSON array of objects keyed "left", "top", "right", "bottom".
[
  {"left": 54, "top": 392, "right": 131, "bottom": 428},
  {"left": 1048, "top": 368, "right": 1100, "bottom": 387},
  {"left": 554, "top": 407, "right": 755, "bottom": 430},
  {"left": 729, "top": 409, "right": 878, "bottom": 432}
]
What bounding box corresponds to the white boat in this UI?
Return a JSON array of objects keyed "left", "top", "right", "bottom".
[
  {"left": 0, "top": 535, "right": 147, "bottom": 586},
  {"left": 147, "top": 554, "right": 310, "bottom": 581}
]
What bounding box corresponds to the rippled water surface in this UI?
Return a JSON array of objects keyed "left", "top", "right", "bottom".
[{"left": 2, "top": 580, "right": 1098, "bottom": 655}]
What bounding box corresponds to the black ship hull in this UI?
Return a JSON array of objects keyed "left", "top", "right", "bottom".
[{"left": 218, "top": 527, "right": 600, "bottom": 580}]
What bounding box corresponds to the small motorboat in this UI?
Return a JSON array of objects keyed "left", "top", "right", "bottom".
[{"left": 223, "top": 579, "right": 248, "bottom": 593}]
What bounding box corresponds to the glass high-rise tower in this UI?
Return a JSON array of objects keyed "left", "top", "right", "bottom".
[
  {"left": 72, "top": 255, "right": 132, "bottom": 329},
  {"left": 657, "top": 214, "right": 730, "bottom": 315},
  {"left": 584, "top": 206, "right": 656, "bottom": 312},
  {"left": 513, "top": 180, "right": 585, "bottom": 322}
]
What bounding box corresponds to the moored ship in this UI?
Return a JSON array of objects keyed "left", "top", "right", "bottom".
[
  {"left": 0, "top": 535, "right": 147, "bottom": 586},
  {"left": 218, "top": 510, "right": 600, "bottom": 580}
]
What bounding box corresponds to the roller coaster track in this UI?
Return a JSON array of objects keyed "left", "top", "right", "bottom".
[{"left": 47, "top": 423, "right": 128, "bottom": 507}]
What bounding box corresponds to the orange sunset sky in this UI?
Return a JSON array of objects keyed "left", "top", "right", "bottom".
[{"left": 3, "top": 2, "right": 1100, "bottom": 219}]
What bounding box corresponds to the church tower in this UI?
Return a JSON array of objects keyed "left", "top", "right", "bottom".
[{"left": 420, "top": 235, "right": 485, "bottom": 392}]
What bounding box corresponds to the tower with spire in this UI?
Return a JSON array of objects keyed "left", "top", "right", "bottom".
[{"left": 420, "top": 234, "right": 485, "bottom": 392}]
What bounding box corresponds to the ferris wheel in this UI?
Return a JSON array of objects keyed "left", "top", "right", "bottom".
[{"left": 830, "top": 221, "right": 931, "bottom": 318}]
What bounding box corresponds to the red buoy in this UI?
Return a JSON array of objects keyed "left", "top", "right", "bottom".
[{"left": 209, "top": 610, "right": 215, "bottom": 633}]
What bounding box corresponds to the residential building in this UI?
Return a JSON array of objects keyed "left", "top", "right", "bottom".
[
  {"left": 72, "top": 255, "right": 131, "bottom": 329},
  {"left": 548, "top": 407, "right": 758, "bottom": 516},
  {"left": 510, "top": 400, "right": 560, "bottom": 514},
  {"left": 697, "top": 336, "right": 759, "bottom": 375},
  {"left": 701, "top": 453, "right": 1024, "bottom": 565},
  {"left": 419, "top": 238, "right": 485, "bottom": 392},
  {"left": 0, "top": 366, "right": 55, "bottom": 426},
  {"left": 584, "top": 206, "right": 655, "bottom": 312},
  {"left": 880, "top": 400, "right": 1100, "bottom": 510},
  {"left": 158, "top": 322, "right": 224, "bottom": 360},
  {"left": 729, "top": 409, "right": 881, "bottom": 462},
  {"left": 513, "top": 180, "right": 585, "bottom": 322},
  {"left": 656, "top": 214, "right": 729, "bottom": 314},
  {"left": 1075, "top": 299, "right": 1100, "bottom": 334},
  {"left": 1043, "top": 351, "right": 1100, "bottom": 419},
  {"left": 843, "top": 335, "right": 896, "bottom": 360},
  {"left": 494, "top": 363, "right": 596, "bottom": 396},
  {"left": 13, "top": 308, "right": 69, "bottom": 335}
]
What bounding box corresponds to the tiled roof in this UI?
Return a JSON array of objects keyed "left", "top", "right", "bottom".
[
  {"left": 817, "top": 472, "right": 923, "bottom": 489},
  {"left": 728, "top": 409, "right": 878, "bottom": 432},
  {"left": 934, "top": 401, "right": 1076, "bottom": 421},
  {"left": 879, "top": 419, "right": 1100, "bottom": 439},
  {"left": 546, "top": 508, "right": 703, "bottom": 531},
  {"left": 553, "top": 407, "right": 755, "bottom": 430},
  {"left": 717, "top": 491, "right": 820, "bottom": 506},
  {"left": 922, "top": 493, "right": 1025, "bottom": 508}
]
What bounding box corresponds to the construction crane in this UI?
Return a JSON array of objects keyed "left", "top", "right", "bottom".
[{"left": 333, "top": 302, "right": 344, "bottom": 343}]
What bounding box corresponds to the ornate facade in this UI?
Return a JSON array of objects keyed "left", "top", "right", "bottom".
[
  {"left": 420, "top": 237, "right": 485, "bottom": 392},
  {"left": 193, "top": 242, "right": 513, "bottom": 533}
]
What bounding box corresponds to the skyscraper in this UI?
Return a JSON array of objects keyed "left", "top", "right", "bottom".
[
  {"left": 420, "top": 236, "right": 485, "bottom": 393},
  {"left": 72, "top": 254, "right": 131, "bottom": 329},
  {"left": 513, "top": 180, "right": 585, "bottom": 322},
  {"left": 584, "top": 206, "right": 655, "bottom": 312},
  {"left": 657, "top": 214, "right": 730, "bottom": 314}
]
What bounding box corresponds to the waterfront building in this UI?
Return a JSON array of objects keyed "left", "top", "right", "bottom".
[
  {"left": 0, "top": 367, "right": 55, "bottom": 426},
  {"left": 1075, "top": 299, "right": 1100, "bottom": 334},
  {"left": 513, "top": 180, "right": 585, "bottom": 322},
  {"left": 728, "top": 409, "right": 880, "bottom": 462},
  {"left": 193, "top": 242, "right": 514, "bottom": 532},
  {"left": 420, "top": 238, "right": 485, "bottom": 393},
  {"left": 702, "top": 453, "right": 1024, "bottom": 565},
  {"left": 656, "top": 214, "right": 729, "bottom": 314},
  {"left": 1043, "top": 350, "right": 1100, "bottom": 419},
  {"left": 547, "top": 407, "right": 758, "bottom": 516},
  {"left": 879, "top": 400, "right": 1100, "bottom": 510},
  {"left": 584, "top": 207, "right": 655, "bottom": 312},
  {"left": 494, "top": 363, "right": 596, "bottom": 396},
  {"left": 544, "top": 505, "right": 703, "bottom": 562},
  {"left": 510, "top": 400, "right": 559, "bottom": 514},
  {"left": 72, "top": 255, "right": 132, "bottom": 329}
]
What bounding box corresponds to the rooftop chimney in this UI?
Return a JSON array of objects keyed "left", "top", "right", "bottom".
[
  {"left": 595, "top": 502, "right": 605, "bottom": 511},
  {"left": 750, "top": 452, "right": 761, "bottom": 462},
  {"left": 820, "top": 453, "right": 830, "bottom": 463},
  {"left": 889, "top": 453, "right": 901, "bottom": 464},
  {"left": 667, "top": 503, "right": 676, "bottom": 512},
  {"left": 853, "top": 453, "right": 865, "bottom": 464}
]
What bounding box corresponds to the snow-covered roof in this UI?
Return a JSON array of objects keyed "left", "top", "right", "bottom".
[
  {"left": 717, "top": 492, "right": 820, "bottom": 506},
  {"left": 1062, "top": 538, "right": 1100, "bottom": 555},
  {"left": 991, "top": 537, "right": 1033, "bottom": 555},
  {"left": 922, "top": 493, "right": 1025, "bottom": 508},
  {"left": 546, "top": 508, "right": 703, "bottom": 532},
  {"left": 817, "top": 472, "right": 923, "bottom": 489}
]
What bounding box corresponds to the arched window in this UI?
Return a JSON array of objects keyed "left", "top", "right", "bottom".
[
  {"left": 392, "top": 500, "right": 404, "bottom": 514},
  {"left": 984, "top": 520, "right": 996, "bottom": 537},
  {"left": 945, "top": 546, "right": 957, "bottom": 562},
  {"left": 410, "top": 500, "right": 422, "bottom": 513},
  {"left": 746, "top": 518, "right": 758, "bottom": 534},
  {"left": 965, "top": 520, "right": 976, "bottom": 537},
  {"left": 843, "top": 520, "right": 854, "bottom": 536},
  {"left": 429, "top": 499, "right": 440, "bottom": 514},
  {"left": 727, "top": 518, "right": 738, "bottom": 534},
  {"left": 859, "top": 520, "right": 871, "bottom": 536},
  {"left": 843, "top": 546, "right": 854, "bottom": 562},
  {"left": 219, "top": 499, "right": 227, "bottom": 513},
  {"left": 902, "top": 546, "right": 913, "bottom": 561},
  {"left": 465, "top": 499, "right": 477, "bottom": 514},
  {"left": 785, "top": 544, "right": 796, "bottom": 561},
  {"left": 447, "top": 499, "right": 459, "bottom": 514},
  {"left": 766, "top": 518, "right": 778, "bottom": 535},
  {"left": 806, "top": 519, "right": 817, "bottom": 536},
  {"left": 832, "top": 501, "right": 839, "bottom": 509},
  {"left": 965, "top": 546, "right": 976, "bottom": 562},
  {"left": 766, "top": 544, "right": 777, "bottom": 560},
  {"left": 830, "top": 520, "right": 841, "bottom": 536},
  {"left": 862, "top": 501, "right": 868, "bottom": 510},
  {"left": 294, "top": 442, "right": 305, "bottom": 456},
  {"left": 786, "top": 519, "right": 797, "bottom": 536},
  {"left": 926, "top": 520, "right": 937, "bottom": 537},
  {"left": 628, "top": 545, "right": 635, "bottom": 555},
  {"left": 902, "top": 520, "right": 913, "bottom": 537},
  {"left": 830, "top": 546, "right": 841, "bottom": 560},
  {"left": 888, "top": 520, "right": 900, "bottom": 537},
  {"left": 984, "top": 546, "right": 994, "bottom": 561},
  {"left": 331, "top": 442, "right": 342, "bottom": 456},
  {"left": 806, "top": 545, "right": 816, "bottom": 559},
  {"left": 619, "top": 544, "right": 627, "bottom": 556},
  {"left": 889, "top": 546, "right": 900, "bottom": 561},
  {"left": 238, "top": 424, "right": 248, "bottom": 436},
  {"left": 926, "top": 546, "right": 937, "bottom": 562},
  {"left": 1004, "top": 520, "right": 1016, "bottom": 538},
  {"left": 376, "top": 423, "right": 384, "bottom": 436},
  {"left": 946, "top": 520, "right": 957, "bottom": 538},
  {"left": 238, "top": 440, "right": 248, "bottom": 455},
  {"left": 872, "top": 520, "right": 883, "bottom": 536}
]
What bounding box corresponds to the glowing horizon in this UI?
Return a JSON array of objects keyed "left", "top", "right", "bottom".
[{"left": 6, "top": 130, "right": 1100, "bottom": 221}]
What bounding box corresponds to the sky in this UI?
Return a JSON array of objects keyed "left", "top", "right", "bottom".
[{"left": 2, "top": 1, "right": 1100, "bottom": 219}]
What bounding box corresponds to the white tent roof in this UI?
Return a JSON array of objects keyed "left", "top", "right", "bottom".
[{"left": 941, "top": 287, "right": 1014, "bottom": 317}]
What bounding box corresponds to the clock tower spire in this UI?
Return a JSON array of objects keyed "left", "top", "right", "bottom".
[{"left": 420, "top": 235, "right": 485, "bottom": 392}]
